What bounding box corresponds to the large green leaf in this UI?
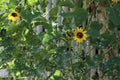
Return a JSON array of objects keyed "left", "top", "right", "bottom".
[
  {"left": 49, "top": 7, "right": 58, "bottom": 16},
  {"left": 86, "top": 54, "right": 103, "bottom": 68},
  {"left": 100, "top": 57, "right": 120, "bottom": 79},
  {"left": 49, "top": 6, "right": 58, "bottom": 20},
  {"left": 107, "top": 7, "right": 120, "bottom": 25},
  {"left": 87, "top": 29, "right": 100, "bottom": 38},
  {"left": 21, "top": 10, "right": 41, "bottom": 23},
  {"left": 74, "top": 8, "right": 88, "bottom": 26},
  {"left": 60, "top": 8, "right": 88, "bottom": 26},
  {"left": 39, "top": 0, "right": 48, "bottom": 12},
  {"left": 90, "top": 21, "right": 102, "bottom": 31},
  {"left": 102, "top": 34, "right": 116, "bottom": 48}
]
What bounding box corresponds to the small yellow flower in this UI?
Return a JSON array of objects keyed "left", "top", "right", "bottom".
[
  {"left": 112, "top": 0, "right": 120, "bottom": 3},
  {"left": 8, "top": 11, "right": 20, "bottom": 21},
  {"left": 74, "top": 27, "right": 87, "bottom": 43}
]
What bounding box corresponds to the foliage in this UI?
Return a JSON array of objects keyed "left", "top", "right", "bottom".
[{"left": 0, "top": 0, "right": 120, "bottom": 80}]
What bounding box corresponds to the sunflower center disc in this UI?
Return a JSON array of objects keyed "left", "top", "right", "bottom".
[
  {"left": 11, "top": 13, "right": 17, "bottom": 17},
  {"left": 77, "top": 32, "right": 83, "bottom": 38}
]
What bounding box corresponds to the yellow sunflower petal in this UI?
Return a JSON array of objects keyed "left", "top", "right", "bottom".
[
  {"left": 112, "top": 0, "right": 120, "bottom": 3},
  {"left": 8, "top": 11, "right": 20, "bottom": 21},
  {"left": 74, "top": 27, "right": 87, "bottom": 43}
]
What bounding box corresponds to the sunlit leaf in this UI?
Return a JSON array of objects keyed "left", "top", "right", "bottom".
[{"left": 0, "top": 0, "right": 5, "bottom": 4}]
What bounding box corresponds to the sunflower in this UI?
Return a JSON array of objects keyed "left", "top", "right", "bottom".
[
  {"left": 8, "top": 11, "right": 20, "bottom": 21},
  {"left": 112, "top": 0, "right": 120, "bottom": 3},
  {"left": 74, "top": 27, "right": 87, "bottom": 43}
]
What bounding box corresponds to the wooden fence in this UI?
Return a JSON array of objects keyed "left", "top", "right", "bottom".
[{"left": 0, "top": 0, "right": 120, "bottom": 80}]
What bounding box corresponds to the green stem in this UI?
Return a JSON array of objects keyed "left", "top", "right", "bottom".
[
  {"left": 107, "top": 0, "right": 113, "bottom": 8},
  {"left": 70, "top": 59, "right": 75, "bottom": 79}
]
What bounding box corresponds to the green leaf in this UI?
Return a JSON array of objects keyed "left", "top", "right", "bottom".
[
  {"left": 0, "top": 5, "right": 8, "bottom": 11},
  {"left": 54, "top": 70, "right": 61, "bottom": 76},
  {"left": 93, "top": 54, "right": 103, "bottom": 68},
  {"left": 74, "top": 8, "right": 88, "bottom": 26},
  {"left": 49, "top": 6, "right": 58, "bottom": 20},
  {"left": 27, "top": 0, "right": 38, "bottom": 5},
  {"left": 60, "top": 12, "right": 73, "bottom": 18},
  {"left": 0, "top": 28, "right": 6, "bottom": 37},
  {"left": 107, "top": 7, "right": 120, "bottom": 25},
  {"left": 86, "top": 56, "right": 94, "bottom": 67},
  {"left": 63, "top": 53, "right": 73, "bottom": 61},
  {"left": 88, "top": 28, "right": 102, "bottom": 48},
  {"left": 21, "top": 10, "right": 41, "bottom": 23},
  {"left": 39, "top": 0, "right": 48, "bottom": 12},
  {"left": 49, "top": 70, "right": 61, "bottom": 80},
  {"left": 114, "top": 3, "right": 120, "bottom": 11},
  {"left": 0, "top": 0, "right": 5, "bottom": 4},
  {"left": 101, "top": 57, "right": 120, "bottom": 75},
  {"left": 100, "top": 33, "right": 116, "bottom": 48},
  {"left": 86, "top": 54, "right": 103, "bottom": 68},
  {"left": 43, "top": 33, "right": 53, "bottom": 44},
  {"left": 108, "top": 20, "right": 116, "bottom": 30},
  {"left": 6, "top": 23, "right": 19, "bottom": 34},
  {"left": 49, "top": 7, "right": 58, "bottom": 16},
  {"left": 87, "top": 29, "right": 100, "bottom": 38},
  {"left": 8, "top": 0, "right": 18, "bottom": 8},
  {"left": 61, "top": 8, "right": 88, "bottom": 26},
  {"left": 90, "top": 21, "right": 102, "bottom": 31},
  {"left": 59, "top": 0, "right": 74, "bottom": 8}
]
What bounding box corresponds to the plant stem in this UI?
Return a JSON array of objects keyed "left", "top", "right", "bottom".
[{"left": 70, "top": 59, "right": 75, "bottom": 79}]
